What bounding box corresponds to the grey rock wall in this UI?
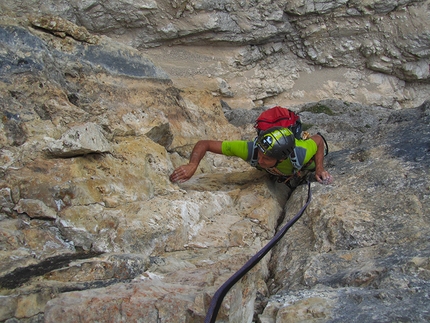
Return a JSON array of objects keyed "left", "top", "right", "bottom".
[
  {"left": 0, "top": 18, "right": 281, "bottom": 322},
  {"left": 261, "top": 99, "right": 430, "bottom": 322},
  {"left": 0, "top": 5, "right": 429, "bottom": 323},
  {"left": 1, "top": 0, "right": 429, "bottom": 109}
]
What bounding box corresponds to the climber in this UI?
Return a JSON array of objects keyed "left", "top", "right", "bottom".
[{"left": 169, "top": 127, "right": 332, "bottom": 186}]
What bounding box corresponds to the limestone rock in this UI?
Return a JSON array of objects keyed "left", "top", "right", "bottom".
[
  {"left": 0, "top": 17, "right": 277, "bottom": 323},
  {"left": 30, "top": 15, "right": 99, "bottom": 44},
  {"left": 262, "top": 101, "right": 430, "bottom": 322},
  {"left": 217, "top": 78, "right": 234, "bottom": 98},
  {"left": 14, "top": 199, "right": 57, "bottom": 219},
  {"left": 0, "top": 187, "right": 14, "bottom": 216},
  {"left": 45, "top": 123, "right": 111, "bottom": 157},
  {"left": 0, "top": 22, "right": 170, "bottom": 81},
  {"left": 0, "top": 6, "right": 429, "bottom": 323}
]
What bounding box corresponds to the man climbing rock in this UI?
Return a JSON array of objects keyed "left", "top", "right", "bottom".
[{"left": 170, "top": 127, "right": 332, "bottom": 186}]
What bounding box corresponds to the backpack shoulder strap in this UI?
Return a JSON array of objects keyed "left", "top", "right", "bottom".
[
  {"left": 317, "top": 132, "right": 329, "bottom": 156},
  {"left": 248, "top": 139, "right": 259, "bottom": 167}
]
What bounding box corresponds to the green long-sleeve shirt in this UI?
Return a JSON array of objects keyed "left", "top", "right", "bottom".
[{"left": 221, "top": 138, "right": 317, "bottom": 176}]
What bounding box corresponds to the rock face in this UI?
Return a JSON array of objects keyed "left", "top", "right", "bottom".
[
  {"left": 261, "top": 100, "right": 430, "bottom": 322},
  {"left": 1, "top": 0, "right": 429, "bottom": 109},
  {"left": 0, "top": 5, "right": 429, "bottom": 323}
]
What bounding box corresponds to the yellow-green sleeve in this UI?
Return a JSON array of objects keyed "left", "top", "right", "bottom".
[
  {"left": 276, "top": 138, "right": 317, "bottom": 175},
  {"left": 221, "top": 141, "right": 250, "bottom": 161}
]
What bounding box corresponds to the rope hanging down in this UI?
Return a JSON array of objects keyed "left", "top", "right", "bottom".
[{"left": 205, "top": 181, "right": 313, "bottom": 323}]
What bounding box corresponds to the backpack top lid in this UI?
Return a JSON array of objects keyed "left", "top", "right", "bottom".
[
  {"left": 254, "top": 106, "right": 301, "bottom": 132},
  {"left": 256, "top": 126, "right": 296, "bottom": 160}
]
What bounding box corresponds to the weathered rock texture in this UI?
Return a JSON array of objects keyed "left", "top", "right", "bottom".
[
  {"left": 0, "top": 16, "right": 282, "bottom": 323},
  {"left": 0, "top": 0, "right": 429, "bottom": 109},
  {"left": 0, "top": 3, "right": 429, "bottom": 323},
  {"left": 261, "top": 100, "right": 430, "bottom": 322}
]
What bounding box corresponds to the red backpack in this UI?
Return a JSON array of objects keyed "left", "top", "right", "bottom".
[{"left": 254, "top": 106, "right": 302, "bottom": 139}]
